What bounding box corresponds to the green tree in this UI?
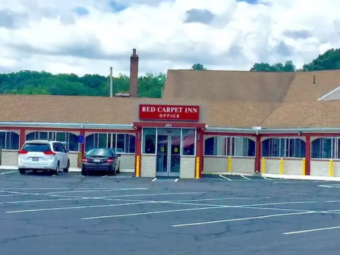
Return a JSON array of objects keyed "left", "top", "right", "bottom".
[
  {"left": 303, "top": 48, "right": 340, "bottom": 71},
  {"left": 138, "top": 73, "right": 166, "bottom": 98},
  {"left": 192, "top": 63, "right": 207, "bottom": 70},
  {"left": 250, "top": 61, "right": 295, "bottom": 72},
  {"left": 0, "top": 70, "right": 167, "bottom": 98}
]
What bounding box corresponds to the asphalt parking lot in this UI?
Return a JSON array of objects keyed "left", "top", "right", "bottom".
[{"left": 1, "top": 170, "right": 340, "bottom": 255}]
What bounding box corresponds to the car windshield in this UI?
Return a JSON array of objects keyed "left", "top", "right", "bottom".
[
  {"left": 22, "top": 143, "right": 51, "bottom": 152},
  {"left": 86, "top": 149, "right": 111, "bottom": 157}
]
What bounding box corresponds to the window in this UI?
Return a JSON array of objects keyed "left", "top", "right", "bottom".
[
  {"left": 262, "top": 138, "right": 305, "bottom": 158},
  {"left": 204, "top": 136, "right": 255, "bottom": 157},
  {"left": 311, "top": 138, "right": 340, "bottom": 159},
  {"left": 85, "top": 133, "right": 136, "bottom": 153},
  {"left": 25, "top": 131, "right": 79, "bottom": 152},
  {"left": 0, "top": 131, "right": 19, "bottom": 150},
  {"left": 181, "top": 129, "right": 196, "bottom": 156},
  {"left": 22, "top": 143, "right": 51, "bottom": 152},
  {"left": 142, "top": 128, "right": 156, "bottom": 154}
]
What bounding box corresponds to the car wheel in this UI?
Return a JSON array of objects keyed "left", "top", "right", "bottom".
[
  {"left": 18, "top": 168, "right": 26, "bottom": 175},
  {"left": 108, "top": 166, "right": 116, "bottom": 176},
  {"left": 63, "top": 160, "right": 70, "bottom": 173},
  {"left": 54, "top": 162, "right": 60, "bottom": 175},
  {"left": 81, "top": 168, "right": 87, "bottom": 176}
]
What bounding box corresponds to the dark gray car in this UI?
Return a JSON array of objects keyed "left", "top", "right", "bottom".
[{"left": 81, "top": 148, "right": 120, "bottom": 175}]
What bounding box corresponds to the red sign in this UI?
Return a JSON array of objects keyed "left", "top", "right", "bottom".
[{"left": 139, "top": 104, "right": 200, "bottom": 121}]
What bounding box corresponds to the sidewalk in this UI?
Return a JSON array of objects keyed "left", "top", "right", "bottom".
[
  {"left": 208, "top": 172, "right": 340, "bottom": 182},
  {"left": 0, "top": 166, "right": 133, "bottom": 173}
]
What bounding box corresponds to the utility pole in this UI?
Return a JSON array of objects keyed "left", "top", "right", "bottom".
[{"left": 109, "top": 67, "right": 113, "bottom": 97}]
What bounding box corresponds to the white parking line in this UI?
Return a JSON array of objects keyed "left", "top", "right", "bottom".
[
  {"left": 240, "top": 175, "right": 251, "bottom": 180},
  {"left": 81, "top": 205, "right": 225, "bottom": 220},
  {"left": 161, "top": 201, "right": 309, "bottom": 213},
  {"left": 175, "top": 197, "right": 271, "bottom": 202},
  {"left": 51, "top": 191, "right": 204, "bottom": 199},
  {"left": 172, "top": 211, "right": 316, "bottom": 227},
  {"left": 46, "top": 188, "right": 148, "bottom": 194},
  {"left": 219, "top": 174, "right": 231, "bottom": 181},
  {"left": 1, "top": 171, "right": 16, "bottom": 175},
  {"left": 174, "top": 179, "right": 179, "bottom": 182},
  {"left": 283, "top": 225, "right": 340, "bottom": 235},
  {"left": 0, "top": 195, "right": 13, "bottom": 197},
  {"left": 152, "top": 178, "right": 157, "bottom": 182},
  {"left": 6, "top": 201, "right": 153, "bottom": 214},
  {"left": 0, "top": 198, "right": 78, "bottom": 205}
]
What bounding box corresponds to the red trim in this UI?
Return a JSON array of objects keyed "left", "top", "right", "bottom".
[
  {"left": 204, "top": 132, "right": 256, "bottom": 137},
  {"left": 261, "top": 133, "right": 302, "bottom": 137},
  {"left": 19, "top": 128, "right": 25, "bottom": 149},
  {"left": 0, "top": 126, "right": 135, "bottom": 133},
  {"left": 255, "top": 135, "right": 261, "bottom": 173},
  {"left": 196, "top": 129, "right": 204, "bottom": 177},
  {"left": 133, "top": 122, "right": 205, "bottom": 129},
  {"left": 82, "top": 129, "right": 135, "bottom": 133},
  {"left": 135, "top": 128, "right": 142, "bottom": 176},
  {"left": 305, "top": 135, "right": 311, "bottom": 175}
]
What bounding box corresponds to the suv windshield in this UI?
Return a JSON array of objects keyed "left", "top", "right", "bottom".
[
  {"left": 86, "top": 149, "right": 111, "bottom": 157},
  {"left": 22, "top": 143, "right": 51, "bottom": 152}
]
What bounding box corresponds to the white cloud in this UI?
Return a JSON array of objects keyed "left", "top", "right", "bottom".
[{"left": 0, "top": 0, "right": 339, "bottom": 76}]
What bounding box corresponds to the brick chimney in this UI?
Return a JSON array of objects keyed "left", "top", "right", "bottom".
[{"left": 129, "top": 48, "right": 139, "bottom": 97}]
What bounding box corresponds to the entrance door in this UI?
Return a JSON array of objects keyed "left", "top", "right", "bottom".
[{"left": 156, "top": 129, "right": 181, "bottom": 177}]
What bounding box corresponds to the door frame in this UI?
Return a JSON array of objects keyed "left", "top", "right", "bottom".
[{"left": 156, "top": 128, "right": 181, "bottom": 177}]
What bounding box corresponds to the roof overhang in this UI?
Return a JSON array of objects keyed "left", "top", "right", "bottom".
[
  {"left": 133, "top": 122, "right": 206, "bottom": 129},
  {"left": 0, "top": 122, "right": 134, "bottom": 130},
  {"left": 205, "top": 126, "right": 340, "bottom": 134}
]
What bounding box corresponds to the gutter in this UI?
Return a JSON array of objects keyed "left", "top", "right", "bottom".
[
  {"left": 206, "top": 126, "right": 340, "bottom": 134},
  {"left": 0, "top": 122, "right": 133, "bottom": 130}
]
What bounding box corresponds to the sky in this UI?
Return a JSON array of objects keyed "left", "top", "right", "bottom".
[{"left": 0, "top": 0, "right": 339, "bottom": 76}]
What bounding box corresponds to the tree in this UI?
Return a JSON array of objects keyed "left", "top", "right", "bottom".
[
  {"left": 0, "top": 70, "right": 167, "bottom": 98},
  {"left": 192, "top": 63, "right": 207, "bottom": 70},
  {"left": 303, "top": 48, "right": 340, "bottom": 71},
  {"left": 250, "top": 61, "right": 295, "bottom": 72}
]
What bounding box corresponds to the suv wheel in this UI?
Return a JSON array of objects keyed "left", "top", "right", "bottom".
[
  {"left": 54, "top": 162, "right": 60, "bottom": 175},
  {"left": 63, "top": 160, "right": 70, "bottom": 173},
  {"left": 18, "top": 168, "right": 26, "bottom": 175}
]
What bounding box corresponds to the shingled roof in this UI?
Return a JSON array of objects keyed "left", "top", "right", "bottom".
[
  {"left": 1, "top": 94, "right": 340, "bottom": 128},
  {"left": 163, "top": 70, "right": 340, "bottom": 102}
]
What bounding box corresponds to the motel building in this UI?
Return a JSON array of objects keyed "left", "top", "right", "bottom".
[{"left": 2, "top": 50, "right": 340, "bottom": 178}]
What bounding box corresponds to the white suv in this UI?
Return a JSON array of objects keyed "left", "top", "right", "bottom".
[{"left": 18, "top": 140, "right": 70, "bottom": 175}]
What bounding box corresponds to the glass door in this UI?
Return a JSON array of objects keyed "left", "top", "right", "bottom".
[
  {"left": 156, "top": 129, "right": 181, "bottom": 177},
  {"left": 169, "top": 134, "right": 180, "bottom": 176},
  {"left": 156, "top": 135, "right": 168, "bottom": 175}
]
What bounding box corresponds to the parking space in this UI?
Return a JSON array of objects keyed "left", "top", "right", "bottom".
[{"left": 1, "top": 171, "right": 340, "bottom": 255}]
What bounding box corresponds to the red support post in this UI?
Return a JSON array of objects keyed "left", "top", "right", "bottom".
[
  {"left": 19, "top": 128, "right": 26, "bottom": 149},
  {"left": 255, "top": 135, "right": 262, "bottom": 173},
  {"left": 305, "top": 135, "right": 311, "bottom": 175}
]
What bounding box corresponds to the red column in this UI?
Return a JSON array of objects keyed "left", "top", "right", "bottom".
[
  {"left": 78, "top": 129, "right": 85, "bottom": 168},
  {"left": 19, "top": 128, "right": 26, "bottom": 149},
  {"left": 305, "top": 135, "right": 311, "bottom": 175},
  {"left": 80, "top": 129, "right": 85, "bottom": 156},
  {"left": 195, "top": 129, "right": 204, "bottom": 177},
  {"left": 135, "top": 128, "right": 142, "bottom": 177},
  {"left": 255, "top": 135, "right": 261, "bottom": 173}
]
